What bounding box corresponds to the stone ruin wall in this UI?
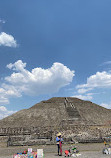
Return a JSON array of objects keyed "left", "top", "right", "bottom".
[
  {"left": 0, "top": 125, "right": 110, "bottom": 146},
  {"left": 0, "top": 126, "right": 52, "bottom": 138},
  {"left": 61, "top": 125, "right": 111, "bottom": 143}
]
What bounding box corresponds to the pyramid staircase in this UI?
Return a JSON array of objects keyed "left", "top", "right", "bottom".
[{"left": 60, "top": 98, "right": 86, "bottom": 127}]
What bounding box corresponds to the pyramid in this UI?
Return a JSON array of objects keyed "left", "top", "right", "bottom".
[
  {"left": 0, "top": 97, "right": 111, "bottom": 145},
  {"left": 0, "top": 97, "right": 111, "bottom": 128}
]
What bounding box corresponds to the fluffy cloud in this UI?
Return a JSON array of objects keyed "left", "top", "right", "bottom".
[
  {"left": 77, "top": 71, "right": 111, "bottom": 94},
  {"left": 0, "top": 86, "right": 21, "bottom": 106},
  {"left": 5, "top": 60, "right": 74, "bottom": 96},
  {"left": 0, "top": 32, "right": 17, "bottom": 47},
  {"left": 72, "top": 94, "right": 93, "bottom": 100},
  {"left": 77, "top": 88, "right": 93, "bottom": 94},
  {"left": 0, "top": 60, "right": 74, "bottom": 118},
  {"left": 0, "top": 106, "right": 16, "bottom": 119}
]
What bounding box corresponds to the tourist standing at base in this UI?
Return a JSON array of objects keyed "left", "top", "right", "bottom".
[{"left": 56, "top": 132, "right": 63, "bottom": 156}]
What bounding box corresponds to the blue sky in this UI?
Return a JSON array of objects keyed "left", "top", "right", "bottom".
[{"left": 0, "top": 0, "right": 111, "bottom": 119}]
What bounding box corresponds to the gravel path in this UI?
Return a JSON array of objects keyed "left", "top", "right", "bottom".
[
  {"left": 0, "top": 152, "right": 111, "bottom": 158},
  {"left": 0, "top": 143, "right": 111, "bottom": 158}
]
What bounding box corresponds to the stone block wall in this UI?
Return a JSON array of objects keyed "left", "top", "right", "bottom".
[{"left": 0, "top": 125, "right": 110, "bottom": 146}]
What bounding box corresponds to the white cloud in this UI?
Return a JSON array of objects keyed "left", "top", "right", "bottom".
[
  {"left": 0, "top": 19, "right": 5, "bottom": 24},
  {"left": 0, "top": 85, "right": 21, "bottom": 106},
  {"left": 100, "top": 61, "right": 111, "bottom": 66},
  {"left": 100, "top": 103, "right": 111, "bottom": 109},
  {"left": 0, "top": 96, "right": 9, "bottom": 105},
  {"left": 0, "top": 60, "right": 74, "bottom": 118},
  {"left": 72, "top": 94, "right": 93, "bottom": 101},
  {"left": 0, "top": 106, "right": 7, "bottom": 112},
  {"left": 77, "top": 88, "right": 93, "bottom": 94},
  {"left": 0, "top": 60, "right": 74, "bottom": 105},
  {"left": 7, "top": 60, "right": 26, "bottom": 71},
  {"left": 2, "top": 84, "right": 21, "bottom": 97},
  {"left": 0, "top": 32, "right": 17, "bottom": 47},
  {"left": 76, "top": 71, "right": 111, "bottom": 94},
  {"left": 75, "top": 70, "right": 111, "bottom": 108},
  {"left": 0, "top": 106, "right": 16, "bottom": 119}
]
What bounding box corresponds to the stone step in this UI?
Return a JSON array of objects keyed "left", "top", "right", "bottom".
[
  {"left": 66, "top": 107, "right": 81, "bottom": 118},
  {"left": 9, "top": 138, "right": 51, "bottom": 146},
  {"left": 60, "top": 119, "right": 85, "bottom": 127}
]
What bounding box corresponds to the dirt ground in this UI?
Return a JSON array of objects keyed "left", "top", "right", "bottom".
[{"left": 0, "top": 143, "right": 111, "bottom": 158}]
